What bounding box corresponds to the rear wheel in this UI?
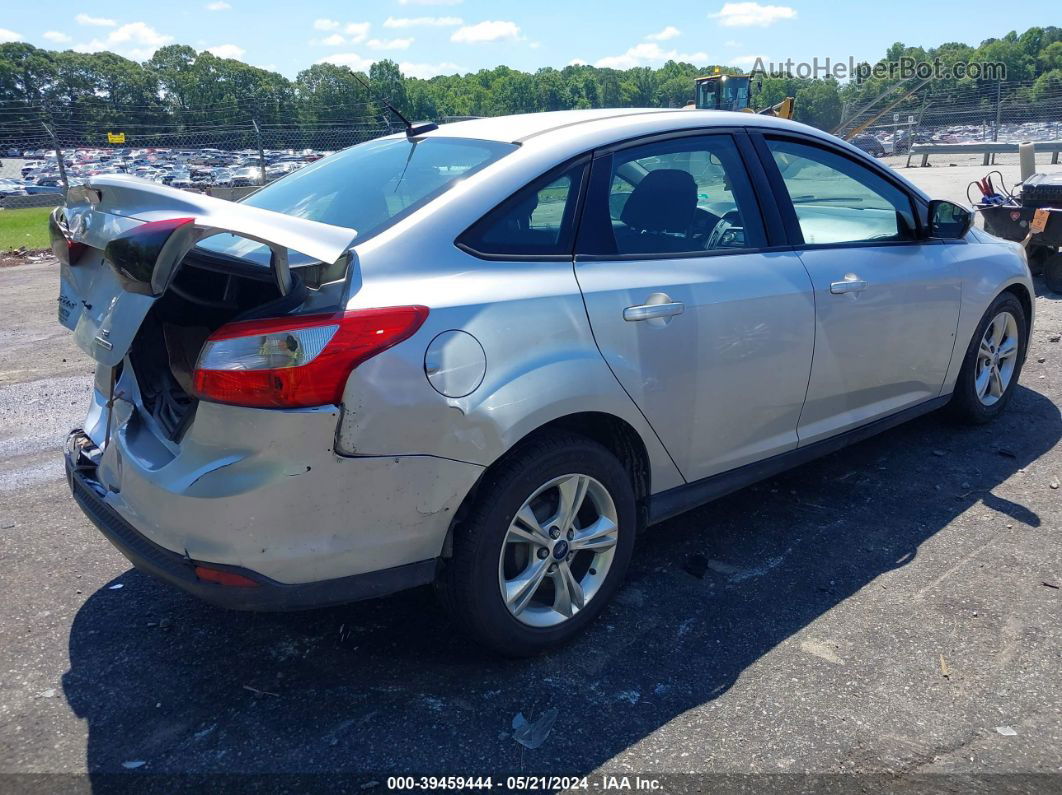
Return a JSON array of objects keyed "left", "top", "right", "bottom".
[
  {"left": 439, "top": 432, "right": 636, "bottom": 657},
  {"left": 948, "top": 293, "right": 1027, "bottom": 424}
]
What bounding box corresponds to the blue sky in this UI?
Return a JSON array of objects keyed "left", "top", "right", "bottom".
[{"left": 0, "top": 1, "right": 1057, "bottom": 79}]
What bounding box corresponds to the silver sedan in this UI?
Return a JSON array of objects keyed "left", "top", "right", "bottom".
[{"left": 55, "top": 109, "right": 1033, "bottom": 655}]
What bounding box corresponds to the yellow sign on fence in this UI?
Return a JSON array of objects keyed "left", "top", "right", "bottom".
[{"left": 107, "top": 132, "right": 126, "bottom": 144}]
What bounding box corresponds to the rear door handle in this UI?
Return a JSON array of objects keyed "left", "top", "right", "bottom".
[
  {"left": 830, "top": 276, "right": 868, "bottom": 294},
  {"left": 623, "top": 301, "right": 685, "bottom": 321}
]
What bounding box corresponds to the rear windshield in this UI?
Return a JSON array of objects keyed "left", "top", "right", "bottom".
[{"left": 197, "top": 136, "right": 516, "bottom": 263}]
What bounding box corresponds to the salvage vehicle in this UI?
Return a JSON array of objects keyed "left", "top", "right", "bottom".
[{"left": 55, "top": 109, "right": 1033, "bottom": 656}]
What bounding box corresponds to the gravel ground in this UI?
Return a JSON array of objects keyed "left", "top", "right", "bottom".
[{"left": 1, "top": 179, "right": 1061, "bottom": 787}]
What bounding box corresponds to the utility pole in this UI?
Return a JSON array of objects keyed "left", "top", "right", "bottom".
[
  {"left": 252, "top": 119, "right": 266, "bottom": 186},
  {"left": 992, "top": 79, "right": 1003, "bottom": 165},
  {"left": 41, "top": 122, "right": 68, "bottom": 192}
]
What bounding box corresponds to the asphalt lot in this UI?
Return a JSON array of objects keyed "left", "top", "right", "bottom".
[{"left": 1, "top": 164, "right": 1061, "bottom": 785}]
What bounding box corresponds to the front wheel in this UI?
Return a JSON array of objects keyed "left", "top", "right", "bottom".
[
  {"left": 439, "top": 432, "right": 636, "bottom": 657},
  {"left": 947, "top": 292, "right": 1027, "bottom": 424}
]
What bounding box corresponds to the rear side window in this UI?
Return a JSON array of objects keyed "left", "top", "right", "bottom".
[
  {"left": 458, "top": 162, "right": 586, "bottom": 258},
  {"left": 766, "top": 138, "right": 917, "bottom": 245},
  {"left": 578, "top": 133, "right": 765, "bottom": 257}
]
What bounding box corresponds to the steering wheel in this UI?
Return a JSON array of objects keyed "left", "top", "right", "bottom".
[{"left": 703, "top": 210, "right": 744, "bottom": 250}]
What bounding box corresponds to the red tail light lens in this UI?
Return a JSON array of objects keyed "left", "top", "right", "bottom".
[
  {"left": 48, "top": 209, "right": 86, "bottom": 266},
  {"left": 192, "top": 306, "right": 429, "bottom": 408}
]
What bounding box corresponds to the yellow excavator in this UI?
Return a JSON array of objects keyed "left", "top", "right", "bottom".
[{"left": 689, "top": 68, "right": 795, "bottom": 119}]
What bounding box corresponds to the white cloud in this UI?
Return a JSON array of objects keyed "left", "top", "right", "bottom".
[
  {"left": 313, "top": 18, "right": 340, "bottom": 31},
  {"left": 367, "top": 38, "right": 414, "bottom": 51},
  {"left": 0, "top": 28, "right": 22, "bottom": 43},
  {"left": 450, "top": 20, "right": 520, "bottom": 44},
  {"left": 730, "top": 53, "right": 768, "bottom": 68},
  {"left": 710, "top": 3, "right": 796, "bottom": 27},
  {"left": 316, "top": 52, "right": 375, "bottom": 71},
  {"left": 320, "top": 33, "right": 345, "bottom": 46},
  {"left": 646, "top": 26, "right": 681, "bottom": 41},
  {"left": 398, "top": 0, "right": 462, "bottom": 5},
  {"left": 43, "top": 31, "right": 72, "bottom": 43},
  {"left": 384, "top": 16, "right": 462, "bottom": 28},
  {"left": 207, "top": 43, "right": 246, "bottom": 59},
  {"left": 108, "top": 22, "right": 172, "bottom": 47},
  {"left": 73, "top": 21, "right": 173, "bottom": 59},
  {"left": 595, "top": 42, "right": 708, "bottom": 69},
  {"left": 75, "top": 13, "right": 116, "bottom": 27},
  {"left": 724, "top": 39, "right": 742, "bottom": 47},
  {"left": 399, "top": 61, "right": 462, "bottom": 78},
  {"left": 344, "top": 22, "right": 370, "bottom": 43},
  {"left": 568, "top": 58, "right": 587, "bottom": 66},
  {"left": 206, "top": 1, "right": 231, "bottom": 10}
]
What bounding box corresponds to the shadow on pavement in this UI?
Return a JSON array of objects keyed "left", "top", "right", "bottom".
[{"left": 62, "top": 386, "right": 1060, "bottom": 780}]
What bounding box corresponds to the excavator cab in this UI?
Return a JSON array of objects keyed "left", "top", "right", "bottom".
[
  {"left": 692, "top": 70, "right": 794, "bottom": 120},
  {"left": 695, "top": 74, "right": 753, "bottom": 112}
]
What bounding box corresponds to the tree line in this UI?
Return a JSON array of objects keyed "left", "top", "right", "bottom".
[{"left": 0, "top": 25, "right": 1059, "bottom": 146}]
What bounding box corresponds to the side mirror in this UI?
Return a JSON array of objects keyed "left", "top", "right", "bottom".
[{"left": 927, "top": 199, "right": 973, "bottom": 240}]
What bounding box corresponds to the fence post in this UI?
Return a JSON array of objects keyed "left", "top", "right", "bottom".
[
  {"left": 992, "top": 80, "right": 1002, "bottom": 164},
  {"left": 41, "top": 122, "right": 68, "bottom": 192},
  {"left": 252, "top": 119, "right": 266, "bottom": 186}
]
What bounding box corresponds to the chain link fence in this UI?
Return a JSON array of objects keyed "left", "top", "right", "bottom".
[
  {"left": 0, "top": 107, "right": 398, "bottom": 211},
  {"left": 849, "top": 78, "right": 1062, "bottom": 160},
  {"left": 3, "top": 78, "right": 1061, "bottom": 216}
]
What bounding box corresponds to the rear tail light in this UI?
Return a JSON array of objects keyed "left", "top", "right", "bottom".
[
  {"left": 48, "top": 209, "right": 86, "bottom": 266},
  {"left": 192, "top": 306, "right": 429, "bottom": 408}
]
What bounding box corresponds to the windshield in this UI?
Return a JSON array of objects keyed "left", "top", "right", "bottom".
[{"left": 197, "top": 136, "right": 517, "bottom": 263}]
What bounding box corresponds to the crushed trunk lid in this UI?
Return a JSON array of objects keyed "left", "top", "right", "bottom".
[{"left": 57, "top": 175, "right": 357, "bottom": 367}]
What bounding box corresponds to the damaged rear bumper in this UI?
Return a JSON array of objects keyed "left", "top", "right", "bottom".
[{"left": 66, "top": 431, "right": 437, "bottom": 610}]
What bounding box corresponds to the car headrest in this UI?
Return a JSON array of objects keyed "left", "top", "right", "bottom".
[{"left": 620, "top": 169, "right": 697, "bottom": 233}]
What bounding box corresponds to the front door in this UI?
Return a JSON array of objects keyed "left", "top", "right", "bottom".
[{"left": 760, "top": 136, "right": 962, "bottom": 445}]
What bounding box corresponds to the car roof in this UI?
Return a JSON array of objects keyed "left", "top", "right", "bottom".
[{"left": 419, "top": 108, "right": 930, "bottom": 201}]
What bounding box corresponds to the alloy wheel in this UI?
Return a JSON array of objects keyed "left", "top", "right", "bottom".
[
  {"left": 497, "top": 473, "right": 619, "bottom": 628},
  {"left": 975, "top": 311, "right": 1019, "bottom": 407}
]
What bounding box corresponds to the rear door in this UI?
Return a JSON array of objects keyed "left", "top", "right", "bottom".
[
  {"left": 574, "top": 131, "right": 816, "bottom": 482},
  {"left": 753, "top": 134, "right": 962, "bottom": 444},
  {"left": 56, "top": 175, "right": 357, "bottom": 367}
]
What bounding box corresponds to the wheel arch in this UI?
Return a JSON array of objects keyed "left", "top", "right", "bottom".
[
  {"left": 1002, "top": 282, "right": 1033, "bottom": 354},
  {"left": 440, "top": 411, "right": 655, "bottom": 560}
]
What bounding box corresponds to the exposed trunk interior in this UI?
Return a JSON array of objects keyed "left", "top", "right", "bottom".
[{"left": 128, "top": 251, "right": 309, "bottom": 441}]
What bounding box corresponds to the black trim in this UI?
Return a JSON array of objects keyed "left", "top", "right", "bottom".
[
  {"left": 647, "top": 396, "right": 950, "bottom": 525},
  {"left": 65, "top": 432, "right": 436, "bottom": 611},
  {"left": 592, "top": 124, "right": 750, "bottom": 156},
  {"left": 734, "top": 130, "right": 789, "bottom": 248}
]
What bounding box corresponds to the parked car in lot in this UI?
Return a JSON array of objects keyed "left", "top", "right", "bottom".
[
  {"left": 54, "top": 109, "right": 1033, "bottom": 655},
  {"left": 850, "top": 133, "right": 885, "bottom": 157}
]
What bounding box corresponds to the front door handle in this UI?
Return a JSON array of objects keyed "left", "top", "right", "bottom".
[
  {"left": 830, "top": 275, "right": 868, "bottom": 294},
  {"left": 623, "top": 300, "right": 685, "bottom": 322}
]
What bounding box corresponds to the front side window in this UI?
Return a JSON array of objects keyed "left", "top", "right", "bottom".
[
  {"left": 766, "top": 138, "right": 917, "bottom": 245},
  {"left": 198, "top": 136, "right": 516, "bottom": 264},
  {"left": 588, "top": 134, "right": 762, "bottom": 257},
  {"left": 459, "top": 162, "right": 585, "bottom": 257}
]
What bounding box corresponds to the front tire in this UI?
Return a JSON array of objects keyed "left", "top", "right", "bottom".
[
  {"left": 439, "top": 432, "right": 636, "bottom": 657},
  {"left": 948, "top": 292, "right": 1027, "bottom": 424}
]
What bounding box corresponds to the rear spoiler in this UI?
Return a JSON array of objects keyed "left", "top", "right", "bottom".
[{"left": 64, "top": 175, "right": 358, "bottom": 294}]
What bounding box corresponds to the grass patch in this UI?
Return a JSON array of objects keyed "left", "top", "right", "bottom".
[{"left": 0, "top": 207, "right": 52, "bottom": 251}]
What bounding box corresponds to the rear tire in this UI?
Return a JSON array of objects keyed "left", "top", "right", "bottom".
[
  {"left": 947, "top": 292, "right": 1027, "bottom": 424},
  {"left": 439, "top": 431, "right": 636, "bottom": 657}
]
